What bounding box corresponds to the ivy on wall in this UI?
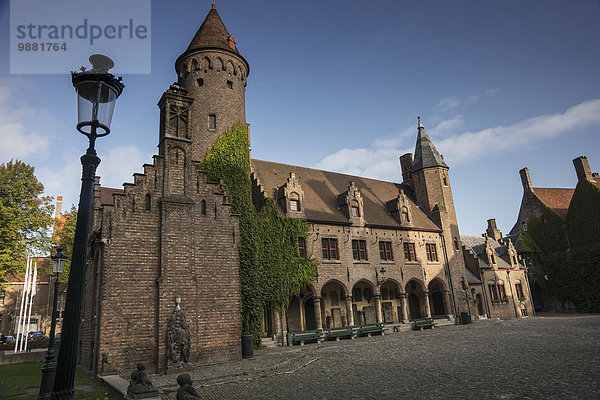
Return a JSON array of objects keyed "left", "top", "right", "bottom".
[
  {"left": 199, "top": 124, "right": 317, "bottom": 345},
  {"left": 521, "top": 179, "right": 600, "bottom": 312}
]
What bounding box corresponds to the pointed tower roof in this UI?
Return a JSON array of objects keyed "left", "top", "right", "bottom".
[
  {"left": 186, "top": 4, "right": 239, "bottom": 54},
  {"left": 411, "top": 116, "right": 448, "bottom": 172}
]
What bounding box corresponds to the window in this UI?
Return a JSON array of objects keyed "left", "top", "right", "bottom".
[
  {"left": 515, "top": 283, "right": 525, "bottom": 299},
  {"left": 201, "top": 199, "right": 207, "bottom": 216},
  {"left": 0, "top": 290, "right": 5, "bottom": 306},
  {"left": 298, "top": 237, "right": 306, "bottom": 257},
  {"left": 426, "top": 243, "right": 438, "bottom": 262},
  {"left": 379, "top": 241, "right": 393, "bottom": 261},
  {"left": 498, "top": 284, "right": 506, "bottom": 299},
  {"left": 521, "top": 220, "right": 527, "bottom": 231},
  {"left": 208, "top": 114, "right": 216, "bottom": 130},
  {"left": 489, "top": 252, "right": 496, "bottom": 265},
  {"left": 352, "top": 240, "right": 368, "bottom": 261},
  {"left": 443, "top": 176, "right": 448, "bottom": 186},
  {"left": 289, "top": 193, "right": 300, "bottom": 212},
  {"left": 351, "top": 200, "right": 360, "bottom": 217},
  {"left": 401, "top": 207, "right": 410, "bottom": 223},
  {"left": 195, "top": 78, "right": 204, "bottom": 87},
  {"left": 227, "top": 80, "right": 233, "bottom": 89},
  {"left": 454, "top": 238, "right": 459, "bottom": 250},
  {"left": 488, "top": 285, "right": 499, "bottom": 301},
  {"left": 322, "top": 238, "right": 339, "bottom": 260},
  {"left": 145, "top": 194, "right": 151, "bottom": 211},
  {"left": 512, "top": 255, "right": 518, "bottom": 265},
  {"left": 403, "top": 242, "right": 416, "bottom": 261}
]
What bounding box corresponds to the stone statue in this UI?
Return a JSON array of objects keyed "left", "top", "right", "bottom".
[
  {"left": 167, "top": 296, "right": 191, "bottom": 367},
  {"left": 100, "top": 352, "right": 117, "bottom": 376},
  {"left": 126, "top": 362, "right": 159, "bottom": 399},
  {"left": 176, "top": 373, "right": 201, "bottom": 400}
]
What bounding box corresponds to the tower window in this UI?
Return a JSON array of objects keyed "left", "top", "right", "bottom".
[
  {"left": 201, "top": 199, "right": 207, "bottom": 216},
  {"left": 227, "top": 80, "right": 233, "bottom": 89},
  {"left": 443, "top": 176, "right": 448, "bottom": 186},
  {"left": 208, "top": 114, "right": 216, "bottom": 130},
  {"left": 145, "top": 194, "right": 151, "bottom": 211},
  {"left": 195, "top": 78, "right": 204, "bottom": 87}
]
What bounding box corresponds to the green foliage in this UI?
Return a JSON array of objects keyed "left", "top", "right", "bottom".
[
  {"left": 521, "top": 183, "right": 600, "bottom": 312},
  {"left": 0, "top": 160, "right": 54, "bottom": 284},
  {"left": 199, "top": 124, "right": 317, "bottom": 345},
  {"left": 53, "top": 205, "right": 77, "bottom": 284}
]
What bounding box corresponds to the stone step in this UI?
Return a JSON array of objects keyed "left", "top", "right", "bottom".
[{"left": 261, "top": 337, "right": 280, "bottom": 348}]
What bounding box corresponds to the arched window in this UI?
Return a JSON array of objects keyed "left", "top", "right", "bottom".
[
  {"left": 145, "top": 194, "right": 151, "bottom": 211},
  {"left": 201, "top": 199, "right": 207, "bottom": 216},
  {"left": 401, "top": 206, "right": 410, "bottom": 223},
  {"left": 289, "top": 193, "right": 300, "bottom": 211},
  {"left": 351, "top": 200, "right": 360, "bottom": 217}
]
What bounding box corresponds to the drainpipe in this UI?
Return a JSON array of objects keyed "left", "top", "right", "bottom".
[
  {"left": 439, "top": 233, "right": 457, "bottom": 319},
  {"left": 506, "top": 271, "right": 519, "bottom": 319}
]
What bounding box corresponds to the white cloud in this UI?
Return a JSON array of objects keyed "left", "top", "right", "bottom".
[
  {"left": 434, "top": 89, "right": 500, "bottom": 113},
  {"left": 96, "top": 145, "right": 152, "bottom": 188},
  {"left": 315, "top": 99, "right": 600, "bottom": 181}
]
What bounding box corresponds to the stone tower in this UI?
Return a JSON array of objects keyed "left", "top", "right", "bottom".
[
  {"left": 400, "top": 117, "right": 469, "bottom": 313},
  {"left": 170, "top": 4, "right": 250, "bottom": 162}
]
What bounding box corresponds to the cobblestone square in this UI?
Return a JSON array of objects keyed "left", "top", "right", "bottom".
[{"left": 154, "top": 315, "right": 600, "bottom": 399}]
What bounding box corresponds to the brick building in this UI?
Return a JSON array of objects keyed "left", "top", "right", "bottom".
[{"left": 78, "top": 5, "right": 501, "bottom": 375}]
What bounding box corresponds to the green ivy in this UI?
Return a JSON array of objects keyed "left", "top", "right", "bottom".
[
  {"left": 199, "top": 124, "right": 317, "bottom": 346},
  {"left": 521, "top": 180, "right": 600, "bottom": 312}
]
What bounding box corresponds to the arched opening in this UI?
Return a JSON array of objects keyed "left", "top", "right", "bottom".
[
  {"left": 428, "top": 279, "right": 448, "bottom": 317},
  {"left": 303, "top": 297, "right": 316, "bottom": 330},
  {"left": 321, "top": 281, "right": 348, "bottom": 328},
  {"left": 352, "top": 280, "right": 376, "bottom": 325},
  {"left": 406, "top": 279, "right": 425, "bottom": 320},
  {"left": 380, "top": 280, "right": 402, "bottom": 324},
  {"left": 201, "top": 199, "right": 206, "bottom": 216},
  {"left": 284, "top": 286, "right": 315, "bottom": 332}
]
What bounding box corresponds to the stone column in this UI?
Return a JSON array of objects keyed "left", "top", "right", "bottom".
[
  {"left": 400, "top": 291, "right": 409, "bottom": 323},
  {"left": 313, "top": 296, "right": 323, "bottom": 330},
  {"left": 345, "top": 295, "right": 354, "bottom": 326},
  {"left": 374, "top": 294, "right": 383, "bottom": 323},
  {"left": 423, "top": 290, "right": 432, "bottom": 318},
  {"left": 443, "top": 289, "right": 453, "bottom": 318}
]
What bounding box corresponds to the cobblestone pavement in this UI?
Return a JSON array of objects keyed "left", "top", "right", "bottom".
[{"left": 153, "top": 315, "right": 600, "bottom": 399}]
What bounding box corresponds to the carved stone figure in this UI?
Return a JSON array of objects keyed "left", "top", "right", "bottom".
[
  {"left": 167, "top": 297, "right": 191, "bottom": 367},
  {"left": 100, "top": 352, "right": 117, "bottom": 376},
  {"left": 176, "top": 373, "right": 201, "bottom": 400},
  {"left": 126, "top": 362, "right": 159, "bottom": 399}
]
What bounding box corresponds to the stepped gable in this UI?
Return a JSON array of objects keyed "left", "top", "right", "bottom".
[
  {"left": 531, "top": 187, "right": 575, "bottom": 219},
  {"left": 251, "top": 159, "right": 440, "bottom": 231}
]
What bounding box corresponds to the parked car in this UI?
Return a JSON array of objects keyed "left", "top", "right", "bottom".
[
  {"left": 31, "top": 331, "right": 44, "bottom": 338},
  {"left": 5, "top": 335, "right": 14, "bottom": 341}
]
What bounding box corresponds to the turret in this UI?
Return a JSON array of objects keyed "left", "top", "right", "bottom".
[{"left": 169, "top": 4, "right": 250, "bottom": 162}]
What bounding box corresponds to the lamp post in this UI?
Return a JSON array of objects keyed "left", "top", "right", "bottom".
[
  {"left": 52, "top": 55, "right": 124, "bottom": 400},
  {"left": 38, "top": 247, "right": 66, "bottom": 399}
]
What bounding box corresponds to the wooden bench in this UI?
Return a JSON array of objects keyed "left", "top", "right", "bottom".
[
  {"left": 325, "top": 326, "right": 356, "bottom": 341},
  {"left": 290, "top": 329, "right": 323, "bottom": 345},
  {"left": 356, "top": 322, "right": 386, "bottom": 337},
  {"left": 413, "top": 317, "right": 435, "bottom": 330}
]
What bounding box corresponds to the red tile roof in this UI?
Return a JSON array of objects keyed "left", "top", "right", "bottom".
[
  {"left": 100, "top": 187, "right": 124, "bottom": 205},
  {"left": 533, "top": 187, "right": 575, "bottom": 219}
]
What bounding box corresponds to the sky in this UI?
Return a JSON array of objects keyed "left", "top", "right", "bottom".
[{"left": 0, "top": 0, "right": 599, "bottom": 236}]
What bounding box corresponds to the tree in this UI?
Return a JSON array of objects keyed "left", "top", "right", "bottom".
[
  {"left": 0, "top": 160, "right": 54, "bottom": 283},
  {"left": 53, "top": 205, "right": 77, "bottom": 283}
]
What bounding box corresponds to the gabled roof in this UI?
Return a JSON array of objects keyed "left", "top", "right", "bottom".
[
  {"left": 411, "top": 118, "right": 448, "bottom": 173},
  {"left": 532, "top": 187, "right": 575, "bottom": 219},
  {"left": 251, "top": 159, "right": 441, "bottom": 231},
  {"left": 460, "top": 235, "right": 511, "bottom": 269},
  {"left": 186, "top": 5, "right": 239, "bottom": 54}
]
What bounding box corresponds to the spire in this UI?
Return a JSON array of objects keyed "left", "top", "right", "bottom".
[
  {"left": 185, "top": 5, "right": 239, "bottom": 54},
  {"left": 411, "top": 116, "right": 448, "bottom": 172}
]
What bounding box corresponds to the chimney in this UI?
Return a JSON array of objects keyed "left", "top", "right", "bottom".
[
  {"left": 519, "top": 168, "right": 533, "bottom": 192},
  {"left": 486, "top": 218, "right": 502, "bottom": 241},
  {"left": 55, "top": 196, "right": 63, "bottom": 219},
  {"left": 400, "top": 153, "right": 413, "bottom": 182},
  {"left": 573, "top": 156, "right": 593, "bottom": 182}
]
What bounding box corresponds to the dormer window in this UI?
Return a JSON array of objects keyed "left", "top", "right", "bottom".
[
  {"left": 351, "top": 200, "right": 360, "bottom": 217},
  {"left": 490, "top": 252, "right": 496, "bottom": 265},
  {"left": 289, "top": 193, "right": 300, "bottom": 211},
  {"left": 401, "top": 206, "right": 410, "bottom": 223}
]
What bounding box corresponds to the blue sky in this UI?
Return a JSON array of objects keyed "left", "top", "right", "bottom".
[{"left": 1, "top": 0, "right": 599, "bottom": 236}]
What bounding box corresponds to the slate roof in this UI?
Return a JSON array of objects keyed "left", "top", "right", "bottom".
[
  {"left": 186, "top": 6, "right": 239, "bottom": 54},
  {"left": 466, "top": 268, "right": 482, "bottom": 284},
  {"left": 100, "top": 187, "right": 124, "bottom": 205},
  {"left": 251, "top": 159, "right": 441, "bottom": 231},
  {"left": 411, "top": 119, "right": 448, "bottom": 173},
  {"left": 532, "top": 187, "right": 575, "bottom": 220},
  {"left": 460, "top": 235, "right": 511, "bottom": 269}
]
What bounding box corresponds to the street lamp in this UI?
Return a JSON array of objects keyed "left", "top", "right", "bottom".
[
  {"left": 38, "top": 247, "right": 66, "bottom": 399},
  {"left": 51, "top": 55, "right": 124, "bottom": 400}
]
